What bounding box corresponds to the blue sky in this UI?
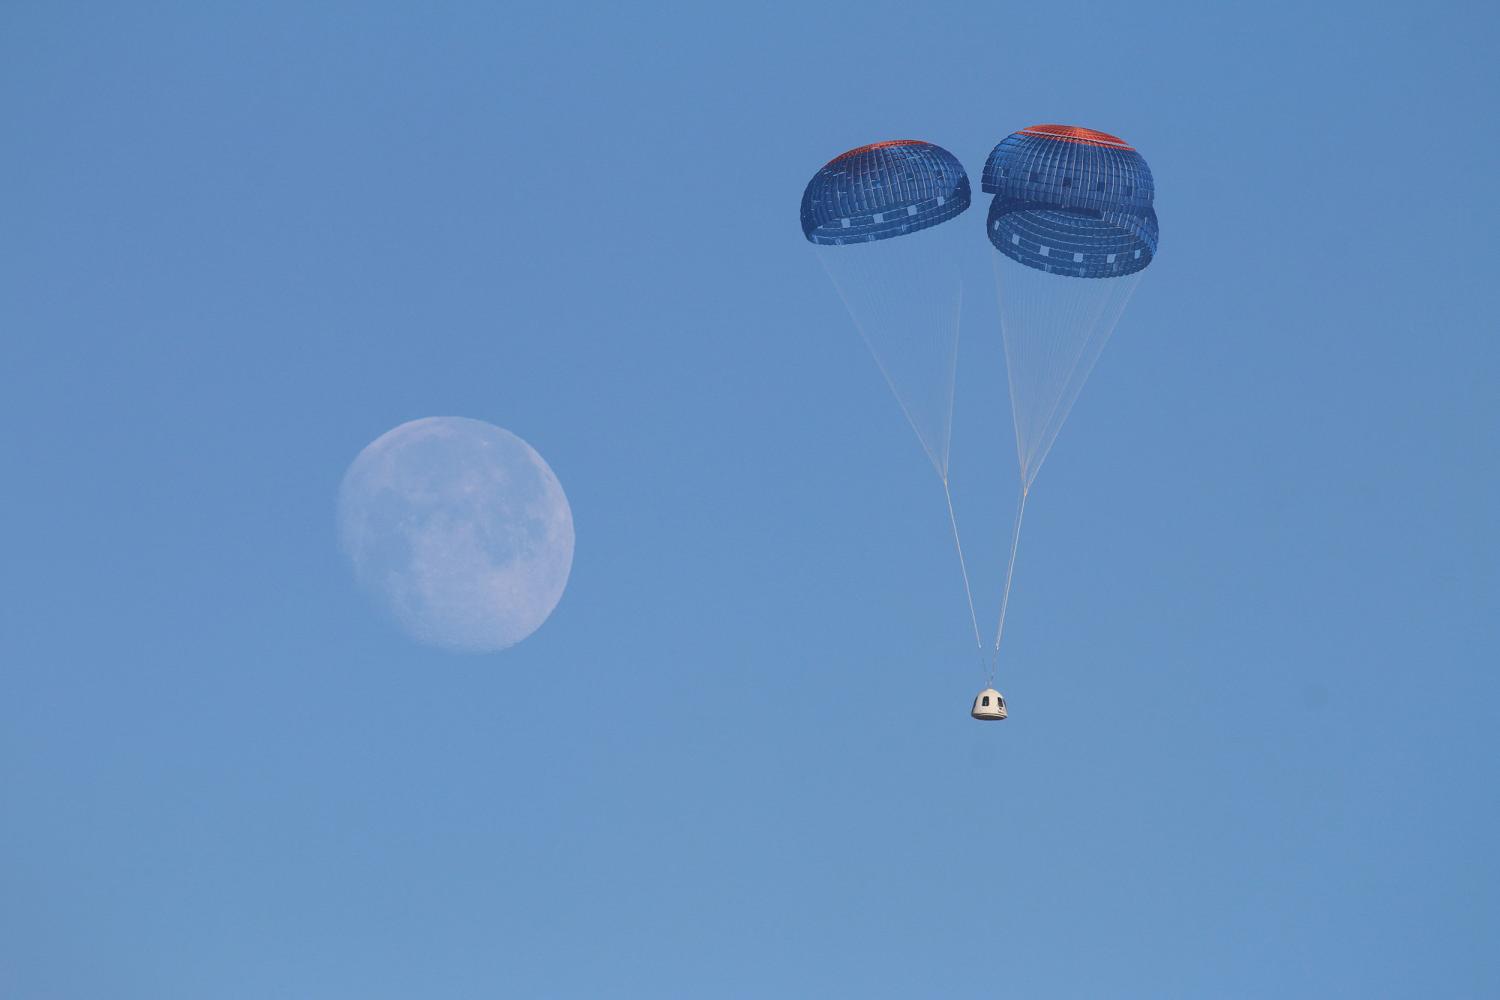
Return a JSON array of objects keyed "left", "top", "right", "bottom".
[{"left": 2, "top": 2, "right": 1496, "bottom": 997}]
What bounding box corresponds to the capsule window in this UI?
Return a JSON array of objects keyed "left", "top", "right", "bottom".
[{"left": 981, "top": 696, "right": 991, "bottom": 706}]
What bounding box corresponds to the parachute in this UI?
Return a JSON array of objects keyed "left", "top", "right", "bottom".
[
  {"left": 801, "top": 126, "right": 1159, "bottom": 694},
  {"left": 801, "top": 140, "right": 984, "bottom": 655},
  {"left": 984, "top": 125, "right": 1159, "bottom": 674}
]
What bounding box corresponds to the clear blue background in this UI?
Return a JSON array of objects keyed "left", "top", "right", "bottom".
[{"left": 3, "top": 2, "right": 1496, "bottom": 997}]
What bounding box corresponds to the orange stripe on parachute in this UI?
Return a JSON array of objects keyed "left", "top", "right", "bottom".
[
  {"left": 827, "top": 140, "right": 927, "bottom": 165},
  {"left": 1018, "top": 125, "right": 1134, "bottom": 150}
]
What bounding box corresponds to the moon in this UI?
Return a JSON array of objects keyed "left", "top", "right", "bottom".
[{"left": 337, "top": 417, "right": 575, "bottom": 652}]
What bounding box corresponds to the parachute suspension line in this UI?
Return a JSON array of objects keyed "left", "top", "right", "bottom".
[
  {"left": 995, "top": 258, "right": 1142, "bottom": 487},
  {"left": 817, "top": 237, "right": 982, "bottom": 657},
  {"left": 936, "top": 286, "right": 980, "bottom": 659},
  {"left": 990, "top": 484, "right": 1029, "bottom": 684},
  {"left": 816, "top": 245, "right": 958, "bottom": 477},
  {"left": 942, "top": 476, "right": 984, "bottom": 658},
  {"left": 998, "top": 263, "right": 1031, "bottom": 480},
  {"left": 1022, "top": 274, "right": 1141, "bottom": 486}
]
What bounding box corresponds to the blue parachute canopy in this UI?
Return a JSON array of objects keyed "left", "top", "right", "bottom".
[
  {"left": 801, "top": 140, "right": 970, "bottom": 246},
  {"left": 982, "top": 125, "right": 1159, "bottom": 278}
]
